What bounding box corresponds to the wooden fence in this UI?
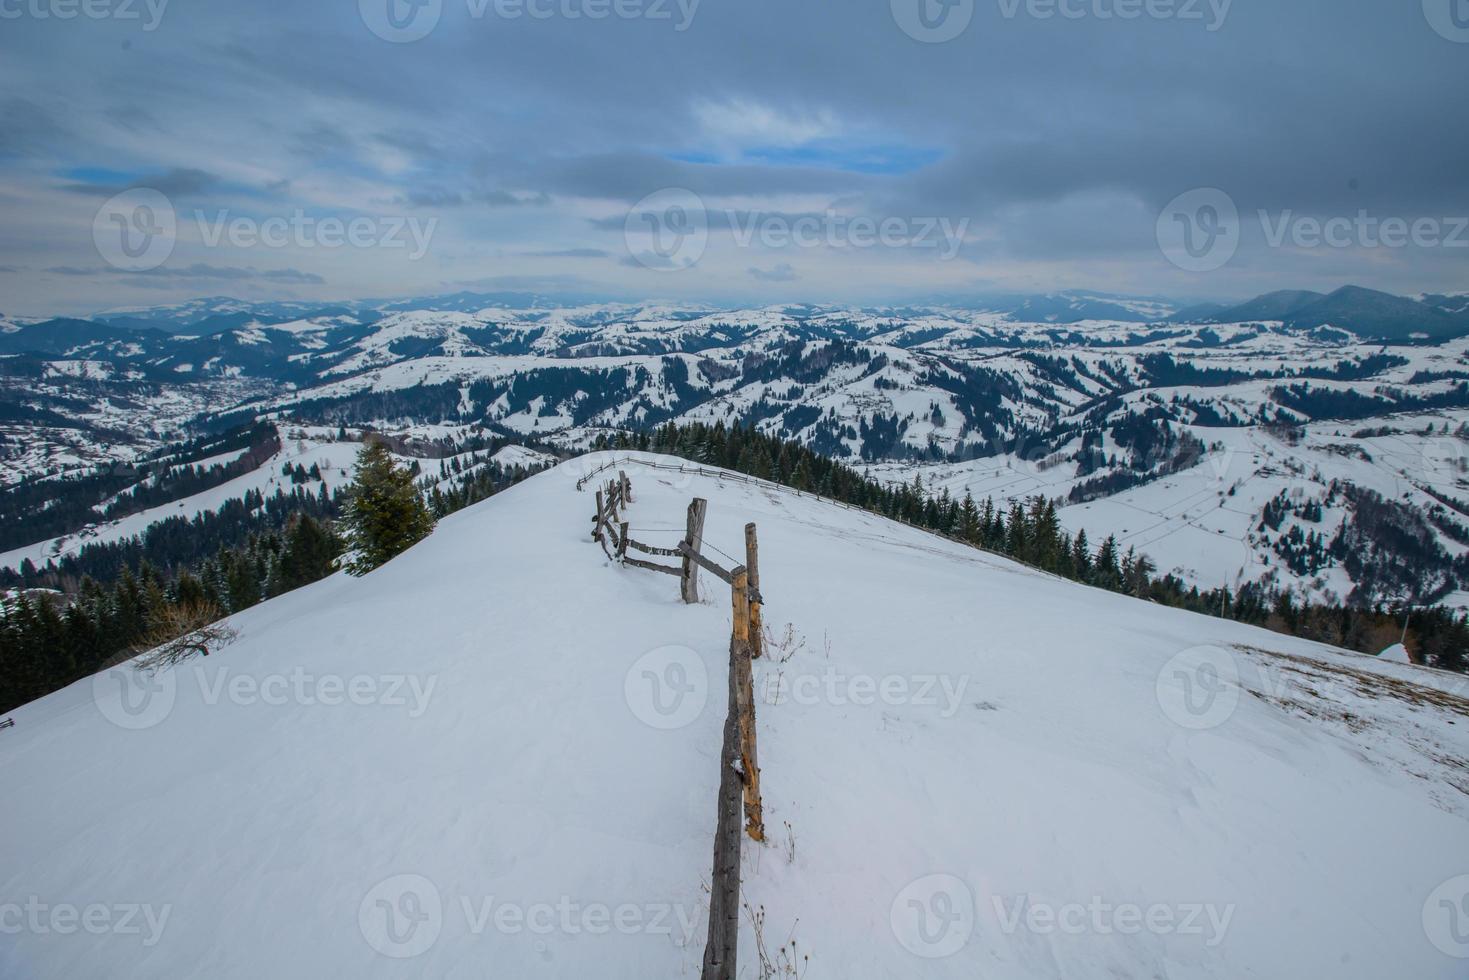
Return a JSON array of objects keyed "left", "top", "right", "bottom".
[
  {"left": 0, "top": 717, "right": 13, "bottom": 731},
  {"left": 584, "top": 471, "right": 765, "bottom": 980}
]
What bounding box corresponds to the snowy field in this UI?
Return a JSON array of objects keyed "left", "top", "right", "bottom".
[{"left": 1, "top": 453, "right": 1466, "bottom": 977}]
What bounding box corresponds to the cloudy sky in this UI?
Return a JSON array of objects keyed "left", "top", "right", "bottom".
[{"left": 0, "top": 0, "right": 1465, "bottom": 315}]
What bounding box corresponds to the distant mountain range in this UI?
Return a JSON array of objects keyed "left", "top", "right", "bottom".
[
  {"left": 1178, "top": 286, "right": 1469, "bottom": 340},
  {"left": 71, "top": 285, "right": 1469, "bottom": 342},
  {"left": 7, "top": 296, "right": 1469, "bottom": 609}
]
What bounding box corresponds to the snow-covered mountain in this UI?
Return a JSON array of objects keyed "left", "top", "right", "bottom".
[
  {"left": 6, "top": 293, "right": 1469, "bottom": 607},
  {"left": 2, "top": 454, "right": 1465, "bottom": 978}
]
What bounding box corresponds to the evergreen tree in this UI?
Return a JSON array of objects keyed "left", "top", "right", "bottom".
[{"left": 341, "top": 441, "right": 436, "bottom": 576}]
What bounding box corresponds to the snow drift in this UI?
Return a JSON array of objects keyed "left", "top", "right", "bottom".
[{"left": 2, "top": 452, "right": 1466, "bottom": 978}]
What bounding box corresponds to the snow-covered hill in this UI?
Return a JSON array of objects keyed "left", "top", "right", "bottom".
[
  {"left": 3, "top": 454, "right": 1465, "bottom": 978},
  {"left": 8, "top": 297, "right": 1469, "bottom": 606}
]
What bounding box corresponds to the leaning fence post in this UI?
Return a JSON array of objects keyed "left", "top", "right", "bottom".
[
  {"left": 620, "top": 470, "right": 631, "bottom": 504},
  {"left": 680, "top": 497, "right": 708, "bottom": 604},
  {"left": 594, "top": 488, "right": 606, "bottom": 542},
  {"left": 619, "top": 522, "right": 630, "bottom": 560},
  {"left": 701, "top": 640, "right": 744, "bottom": 980},
  {"left": 745, "top": 523, "right": 763, "bottom": 659},
  {"left": 731, "top": 567, "right": 765, "bottom": 843}
]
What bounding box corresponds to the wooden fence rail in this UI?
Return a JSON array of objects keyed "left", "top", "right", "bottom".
[
  {"left": 0, "top": 718, "right": 13, "bottom": 731},
  {"left": 582, "top": 473, "right": 766, "bottom": 980}
]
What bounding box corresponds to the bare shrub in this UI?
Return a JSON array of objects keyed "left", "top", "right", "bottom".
[{"left": 132, "top": 602, "right": 239, "bottom": 673}]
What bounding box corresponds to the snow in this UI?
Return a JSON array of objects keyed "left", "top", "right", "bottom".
[
  {"left": 0, "top": 435, "right": 366, "bottom": 572},
  {"left": 1379, "top": 643, "right": 1412, "bottom": 664},
  {"left": 2, "top": 453, "right": 1466, "bottom": 978}
]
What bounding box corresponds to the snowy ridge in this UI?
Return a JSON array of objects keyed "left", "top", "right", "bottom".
[{"left": 2, "top": 454, "right": 1465, "bottom": 977}]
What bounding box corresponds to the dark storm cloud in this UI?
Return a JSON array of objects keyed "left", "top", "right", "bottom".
[
  {"left": 60, "top": 168, "right": 220, "bottom": 198},
  {"left": 520, "top": 248, "right": 610, "bottom": 258},
  {"left": 749, "top": 263, "right": 799, "bottom": 283},
  {"left": 47, "top": 264, "right": 325, "bottom": 284},
  {"left": 0, "top": 0, "right": 1465, "bottom": 306}
]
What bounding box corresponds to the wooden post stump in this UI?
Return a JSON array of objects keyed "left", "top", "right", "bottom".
[
  {"left": 731, "top": 568, "right": 764, "bottom": 843},
  {"left": 745, "top": 523, "right": 763, "bottom": 659},
  {"left": 680, "top": 498, "right": 708, "bottom": 604}
]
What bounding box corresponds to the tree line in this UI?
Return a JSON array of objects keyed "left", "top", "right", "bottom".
[
  {"left": 0, "top": 439, "right": 544, "bottom": 715},
  {"left": 613, "top": 422, "right": 1468, "bottom": 674}
]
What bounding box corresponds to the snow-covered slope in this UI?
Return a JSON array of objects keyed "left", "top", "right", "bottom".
[{"left": 2, "top": 454, "right": 1467, "bottom": 978}]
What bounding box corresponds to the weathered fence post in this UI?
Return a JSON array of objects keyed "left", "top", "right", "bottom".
[
  {"left": 680, "top": 497, "right": 708, "bottom": 604},
  {"left": 731, "top": 567, "right": 765, "bottom": 843},
  {"left": 620, "top": 470, "right": 631, "bottom": 504},
  {"left": 701, "top": 640, "right": 743, "bottom": 980},
  {"left": 594, "top": 488, "right": 606, "bottom": 542},
  {"left": 618, "top": 521, "right": 630, "bottom": 560},
  {"left": 745, "top": 523, "right": 763, "bottom": 659}
]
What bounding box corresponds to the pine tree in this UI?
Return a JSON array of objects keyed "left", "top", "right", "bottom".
[
  {"left": 1092, "top": 535, "right": 1123, "bottom": 591},
  {"left": 341, "top": 441, "right": 436, "bottom": 576}
]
